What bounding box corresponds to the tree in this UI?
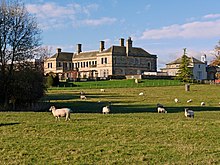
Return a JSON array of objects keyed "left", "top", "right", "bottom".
[
  {"left": 0, "top": 0, "right": 43, "bottom": 109},
  {"left": 176, "top": 48, "right": 193, "bottom": 82},
  {"left": 210, "top": 40, "right": 220, "bottom": 66}
]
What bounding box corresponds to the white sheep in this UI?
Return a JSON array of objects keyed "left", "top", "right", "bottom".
[
  {"left": 102, "top": 106, "right": 110, "bottom": 114},
  {"left": 201, "top": 102, "right": 205, "bottom": 106},
  {"left": 80, "top": 95, "right": 87, "bottom": 100},
  {"left": 49, "top": 106, "right": 71, "bottom": 121},
  {"left": 157, "top": 107, "right": 167, "bottom": 113},
  {"left": 184, "top": 108, "right": 194, "bottom": 118},
  {"left": 187, "top": 99, "right": 192, "bottom": 103},
  {"left": 174, "top": 98, "right": 179, "bottom": 103},
  {"left": 157, "top": 103, "right": 167, "bottom": 113},
  {"left": 139, "top": 92, "right": 144, "bottom": 96},
  {"left": 100, "top": 89, "right": 105, "bottom": 92}
]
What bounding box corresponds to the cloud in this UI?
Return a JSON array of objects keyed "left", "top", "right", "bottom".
[
  {"left": 26, "top": 2, "right": 107, "bottom": 30},
  {"left": 139, "top": 19, "right": 220, "bottom": 40},
  {"left": 80, "top": 17, "right": 117, "bottom": 26},
  {"left": 203, "top": 14, "right": 220, "bottom": 19}
]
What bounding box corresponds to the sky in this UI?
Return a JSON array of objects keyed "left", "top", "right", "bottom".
[{"left": 23, "top": 0, "right": 220, "bottom": 69}]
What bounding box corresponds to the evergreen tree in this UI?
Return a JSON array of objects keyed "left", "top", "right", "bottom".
[{"left": 176, "top": 48, "right": 193, "bottom": 82}]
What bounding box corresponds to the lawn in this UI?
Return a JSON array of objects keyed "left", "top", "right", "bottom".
[{"left": 0, "top": 84, "right": 220, "bottom": 164}]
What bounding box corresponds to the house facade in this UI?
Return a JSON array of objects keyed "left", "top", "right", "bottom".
[
  {"left": 44, "top": 37, "right": 157, "bottom": 80},
  {"left": 161, "top": 55, "right": 207, "bottom": 80}
]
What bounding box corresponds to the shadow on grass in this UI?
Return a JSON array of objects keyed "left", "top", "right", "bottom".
[
  {"left": 44, "top": 97, "right": 220, "bottom": 114},
  {"left": 0, "top": 122, "right": 20, "bottom": 127}
]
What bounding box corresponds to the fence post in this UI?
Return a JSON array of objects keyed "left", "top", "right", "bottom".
[{"left": 185, "top": 84, "right": 190, "bottom": 91}]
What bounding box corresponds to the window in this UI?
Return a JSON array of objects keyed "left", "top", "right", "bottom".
[
  {"left": 147, "top": 62, "right": 151, "bottom": 69},
  {"left": 101, "top": 58, "right": 104, "bottom": 64},
  {"left": 48, "top": 63, "right": 52, "bottom": 68},
  {"left": 105, "top": 57, "right": 107, "bottom": 64}
]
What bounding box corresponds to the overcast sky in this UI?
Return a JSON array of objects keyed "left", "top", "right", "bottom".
[{"left": 24, "top": 0, "right": 220, "bottom": 69}]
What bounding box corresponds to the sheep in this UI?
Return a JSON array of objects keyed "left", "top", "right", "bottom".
[
  {"left": 174, "top": 98, "right": 179, "bottom": 103},
  {"left": 187, "top": 99, "right": 192, "bottom": 103},
  {"left": 49, "top": 106, "right": 71, "bottom": 121},
  {"left": 80, "top": 91, "right": 85, "bottom": 95},
  {"left": 100, "top": 89, "right": 105, "bottom": 92},
  {"left": 80, "top": 95, "right": 87, "bottom": 100},
  {"left": 102, "top": 106, "right": 110, "bottom": 114},
  {"left": 139, "top": 92, "right": 144, "bottom": 96},
  {"left": 184, "top": 108, "right": 194, "bottom": 118},
  {"left": 201, "top": 102, "right": 205, "bottom": 106},
  {"left": 157, "top": 103, "right": 167, "bottom": 113}
]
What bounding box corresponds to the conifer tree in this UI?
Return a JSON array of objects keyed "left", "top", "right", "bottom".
[{"left": 176, "top": 48, "right": 193, "bottom": 82}]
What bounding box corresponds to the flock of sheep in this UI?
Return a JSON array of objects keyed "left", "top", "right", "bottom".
[{"left": 49, "top": 89, "right": 219, "bottom": 121}]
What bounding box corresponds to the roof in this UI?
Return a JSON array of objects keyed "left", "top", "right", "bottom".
[
  {"left": 50, "top": 52, "right": 73, "bottom": 61},
  {"left": 101, "top": 46, "right": 156, "bottom": 57},
  {"left": 73, "top": 51, "right": 98, "bottom": 59},
  {"left": 167, "top": 56, "right": 205, "bottom": 65}
]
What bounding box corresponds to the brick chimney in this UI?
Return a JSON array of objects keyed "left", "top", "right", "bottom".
[
  {"left": 126, "top": 37, "right": 132, "bottom": 55},
  {"left": 99, "top": 41, "right": 105, "bottom": 52},
  {"left": 77, "top": 44, "right": 82, "bottom": 54},
  {"left": 119, "top": 38, "right": 124, "bottom": 47}
]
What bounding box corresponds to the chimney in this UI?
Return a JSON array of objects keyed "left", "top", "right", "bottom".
[
  {"left": 99, "top": 41, "right": 105, "bottom": 52},
  {"left": 76, "top": 44, "right": 82, "bottom": 54},
  {"left": 119, "top": 38, "right": 124, "bottom": 47},
  {"left": 126, "top": 37, "right": 132, "bottom": 55},
  {"left": 56, "top": 48, "right": 61, "bottom": 53}
]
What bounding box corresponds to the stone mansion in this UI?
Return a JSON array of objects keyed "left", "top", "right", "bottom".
[{"left": 44, "top": 37, "right": 157, "bottom": 80}]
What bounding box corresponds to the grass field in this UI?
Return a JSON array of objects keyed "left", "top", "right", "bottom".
[
  {"left": 1, "top": 84, "right": 220, "bottom": 164},
  {"left": 56, "top": 79, "right": 184, "bottom": 89}
]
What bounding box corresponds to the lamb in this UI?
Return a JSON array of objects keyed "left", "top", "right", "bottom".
[
  {"left": 102, "top": 106, "right": 110, "bottom": 114},
  {"left": 187, "top": 99, "right": 192, "bottom": 103},
  {"left": 49, "top": 106, "right": 71, "bottom": 121},
  {"left": 139, "top": 92, "right": 144, "bottom": 96},
  {"left": 174, "top": 98, "right": 179, "bottom": 103},
  {"left": 201, "top": 102, "right": 205, "bottom": 106},
  {"left": 157, "top": 103, "right": 167, "bottom": 113},
  {"left": 184, "top": 108, "right": 194, "bottom": 118},
  {"left": 100, "top": 89, "right": 105, "bottom": 92},
  {"left": 80, "top": 95, "right": 87, "bottom": 100}
]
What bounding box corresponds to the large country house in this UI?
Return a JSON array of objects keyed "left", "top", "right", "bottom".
[
  {"left": 161, "top": 54, "right": 207, "bottom": 80},
  {"left": 44, "top": 37, "right": 157, "bottom": 80}
]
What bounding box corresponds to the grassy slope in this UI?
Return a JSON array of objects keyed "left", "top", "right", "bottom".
[{"left": 0, "top": 84, "right": 220, "bottom": 164}]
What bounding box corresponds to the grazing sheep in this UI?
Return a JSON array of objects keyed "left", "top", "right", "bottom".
[
  {"left": 49, "top": 106, "right": 71, "bottom": 121},
  {"left": 102, "top": 106, "right": 110, "bottom": 114},
  {"left": 80, "top": 95, "right": 87, "bottom": 100},
  {"left": 184, "top": 108, "right": 194, "bottom": 118},
  {"left": 157, "top": 103, "right": 167, "bottom": 113},
  {"left": 174, "top": 98, "right": 179, "bottom": 103},
  {"left": 100, "top": 89, "right": 105, "bottom": 92},
  {"left": 187, "top": 99, "right": 192, "bottom": 103},
  {"left": 201, "top": 102, "right": 205, "bottom": 106},
  {"left": 139, "top": 92, "right": 144, "bottom": 96}
]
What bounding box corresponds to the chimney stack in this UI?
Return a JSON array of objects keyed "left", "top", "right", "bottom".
[
  {"left": 77, "top": 44, "right": 82, "bottom": 54},
  {"left": 126, "top": 37, "right": 132, "bottom": 55},
  {"left": 119, "top": 38, "right": 124, "bottom": 47},
  {"left": 99, "top": 41, "right": 105, "bottom": 52},
  {"left": 56, "top": 48, "right": 61, "bottom": 53}
]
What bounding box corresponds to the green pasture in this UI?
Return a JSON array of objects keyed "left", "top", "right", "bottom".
[
  {"left": 1, "top": 84, "right": 220, "bottom": 164},
  {"left": 56, "top": 79, "right": 184, "bottom": 89}
]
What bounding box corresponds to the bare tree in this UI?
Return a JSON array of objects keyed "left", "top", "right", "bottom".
[{"left": 0, "top": 0, "right": 41, "bottom": 109}]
